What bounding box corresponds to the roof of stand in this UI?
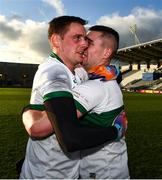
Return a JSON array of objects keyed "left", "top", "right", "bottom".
[{"left": 114, "top": 38, "right": 162, "bottom": 64}]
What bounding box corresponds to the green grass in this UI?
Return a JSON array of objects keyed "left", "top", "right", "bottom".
[
  {"left": 0, "top": 88, "right": 30, "bottom": 178},
  {"left": 0, "top": 88, "right": 162, "bottom": 178},
  {"left": 123, "top": 92, "right": 162, "bottom": 179}
]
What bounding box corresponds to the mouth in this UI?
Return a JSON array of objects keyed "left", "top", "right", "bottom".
[{"left": 79, "top": 50, "right": 87, "bottom": 59}]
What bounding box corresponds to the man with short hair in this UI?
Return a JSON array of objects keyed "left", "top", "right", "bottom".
[
  {"left": 20, "top": 16, "right": 124, "bottom": 179},
  {"left": 75, "top": 25, "right": 129, "bottom": 179}
]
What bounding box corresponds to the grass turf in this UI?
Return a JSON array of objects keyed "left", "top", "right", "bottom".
[
  {"left": 123, "top": 92, "right": 162, "bottom": 178},
  {"left": 0, "top": 88, "right": 30, "bottom": 178},
  {"left": 0, "top": 88, "right": 162, "bottom": 178}
]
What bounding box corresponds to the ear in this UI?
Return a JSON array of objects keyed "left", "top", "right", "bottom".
[
  {"left": 103, "top": 48, "right": 113, "bottom": 59},
  {"left": 50, "top": 34, "right": 61, "bottom": 48}
]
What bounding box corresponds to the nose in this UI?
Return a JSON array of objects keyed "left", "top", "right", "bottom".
[{"left": 81, "top": 37, "right": 88, "bottom": 48}]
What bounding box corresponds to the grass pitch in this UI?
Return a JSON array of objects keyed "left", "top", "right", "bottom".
[
  {"left": 123, "top": 92, "right": 162, "bottom": 178},
  {"left": 0, "top": 88, "right": 162, "bottom": 178},
  {"left": 0, "top": 88, "right": 30, "bottom": 178}
]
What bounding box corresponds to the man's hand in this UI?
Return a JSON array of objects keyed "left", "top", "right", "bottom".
[{"left": 112, "top": 111, "right": 128, "bottom": 140}]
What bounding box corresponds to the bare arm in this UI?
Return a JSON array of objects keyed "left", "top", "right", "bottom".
[
  {"left": 23, "top": 109, "right": 54, "bottom": 138},
  {"left": 22, "top": 109, "right": 82, "bottom": 138}
]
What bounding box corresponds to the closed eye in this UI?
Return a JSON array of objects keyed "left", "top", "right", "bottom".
[{"left": 86, "top": 37, "right": 94, "bottom": 46}]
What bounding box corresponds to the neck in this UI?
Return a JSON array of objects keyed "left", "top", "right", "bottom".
[
  {"left": 63, "top": 60, "right": 75, "bottom": 74},
  {"left": 52, "top": 50, "right": 75, "bottom": 74}
]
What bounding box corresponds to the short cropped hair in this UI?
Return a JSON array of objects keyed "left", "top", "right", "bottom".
[
  {"left": 89, "top": 25, "right": 119, "bottom": 54},
  {"left": 48, "top": 15, "right": 88, "bottom": 39}
]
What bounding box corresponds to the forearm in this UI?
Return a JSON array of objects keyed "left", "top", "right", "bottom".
[
  {"left": 22, "top": 109, "right": 54, "bottom": 138},
  {"left": 30, "top": 118, "right": 54, "bottom": 138},
  {"left": 44, "top": 96, "right": 118, "bottom": 152}
]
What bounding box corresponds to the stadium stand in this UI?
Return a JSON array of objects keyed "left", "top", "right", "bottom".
[
  {"left": 114, "top": 39, "right": 162, "bottom": 92},
  {"left": 0, "top": 62, "right": 38, "bottom": 87},
  {"left": 121, "top": 70, "right": 143, "bottom": 87},
  {"left": 115, "top": 39, "right": 162, "bottom": 69},
  {"left": 125, "top": 79, "right": 161, "bottom": 90},
  {"left": 151, "top": 80, "right": 162, "bottom": 90}
]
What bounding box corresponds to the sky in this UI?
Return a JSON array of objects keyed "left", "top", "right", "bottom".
[{"left": 0, "top": 0, "right": 162, "bottom": 64}]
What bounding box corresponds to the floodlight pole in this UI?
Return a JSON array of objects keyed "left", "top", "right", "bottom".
[{"left": 129, "top": 24, "right": 141, "bottom": 45}]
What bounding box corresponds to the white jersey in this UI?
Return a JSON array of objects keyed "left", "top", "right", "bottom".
[
  {"left": 20, "top": 54, "right": 82, "bottom": 179},
  {"left": 30, "top": 56, "right": 81, "bottom": 104},
  {"left": 72, "top": 79, "right": 129, "bottom": 179},
  {"left": 73, "top": 79, "right": 124, "bottom": 126},
  {"left": 20, "top": 60, "right": 129, "bottom": 179}
]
